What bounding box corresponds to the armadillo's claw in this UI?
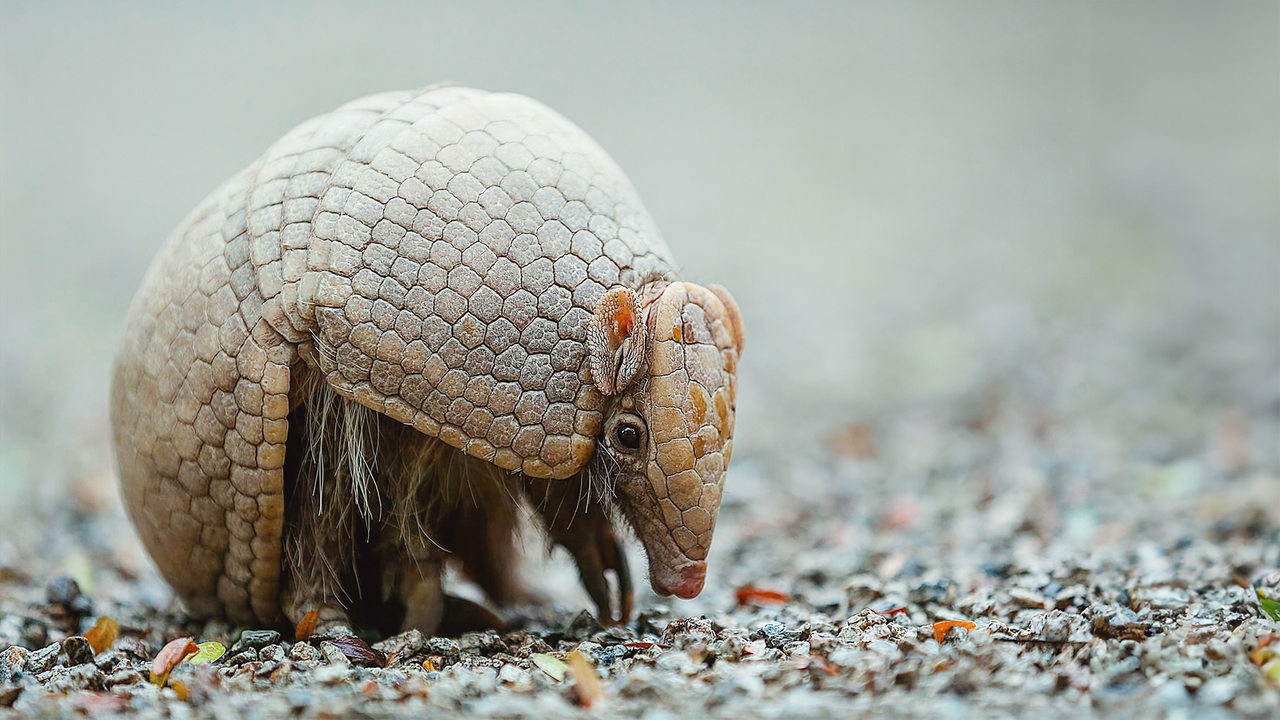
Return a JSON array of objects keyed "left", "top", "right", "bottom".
[
  {"left": 528, "top": 476, "right": 634, "bottom": 625},
  {"left": 574, "top": 523, "right": 633, "bottom": 625},
  {"left": 603, "top": 529, "right": 633, "bottom": 625},
  {"left": 561, "top": 519, "right": 633, "bottom": 626}
]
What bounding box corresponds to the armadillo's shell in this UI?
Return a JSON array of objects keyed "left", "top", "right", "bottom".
[{"left": 246, "top": 86, "right": 677, "bottom": 478}]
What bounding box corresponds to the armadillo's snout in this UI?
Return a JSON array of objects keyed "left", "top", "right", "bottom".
[{"left": 650, "top": 561, "right": 707, "bottom": 599}]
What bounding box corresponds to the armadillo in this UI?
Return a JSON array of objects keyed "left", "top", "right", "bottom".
[{"left": 110, "top": 84, "right": 743, "bottom": 634}]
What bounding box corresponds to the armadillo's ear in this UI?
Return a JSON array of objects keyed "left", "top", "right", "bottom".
[
  {"left": 709, "top": 284, "right": 744, "bottom": 355},
  {"left": 588, "top": 287, "right": 647, "bottom": 395}
]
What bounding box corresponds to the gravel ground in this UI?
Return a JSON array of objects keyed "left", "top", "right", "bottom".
[
  {"left": 2, "top": 3, "right": 1278, "bottom": 718},
  {"left": 2, "top": 299, "right": 1278, "bottom": 717}
]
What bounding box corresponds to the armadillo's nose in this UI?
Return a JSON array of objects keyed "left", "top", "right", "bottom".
[{"left": 651, "top": 561, "right": 707, "bottom": 599}]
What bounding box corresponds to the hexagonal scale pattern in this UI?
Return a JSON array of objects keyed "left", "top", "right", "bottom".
[{"left": 111, "top": 85, "right": 679, "bottom": 625}]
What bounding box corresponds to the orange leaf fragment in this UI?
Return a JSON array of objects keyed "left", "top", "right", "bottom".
[
  {"left": 881, "top": 606, "right": 910, "bottom": 617},
  {"left": 735, "top": 586, "right": 789, "bottom": 606},
  {"left": 1250, "top": 632, "right": 1278, "bottom": 667},
  {"left": 295, "top": 609, "right": 320, "bottom": 641},
  {"left": 150, "top": 636, "right": 198, "bottom": 687},
  {"left": 170, "top": 680, "right": 190, "bottom": 701},
  {"left": 932, "top": 620, "right": 977, "bottom": 643},
  {"left": 566, "top": 650, "right": 604, "bottom": 708},
  {"left": 83, "top": 616, "right": 120, "bottom": 655}
]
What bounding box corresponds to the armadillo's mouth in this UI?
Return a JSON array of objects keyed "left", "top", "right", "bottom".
[{"left": 648, "top": 560, "right": 707, "bottom": 599}]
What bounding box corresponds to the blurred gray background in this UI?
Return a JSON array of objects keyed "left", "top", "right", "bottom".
[{"left": 2, "top": 1, "right": 1277, "bottom": 513}]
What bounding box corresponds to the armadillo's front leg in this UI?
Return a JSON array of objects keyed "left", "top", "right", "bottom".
[{"left": 529, "top": 477, "right": 634, "bottom": 625}]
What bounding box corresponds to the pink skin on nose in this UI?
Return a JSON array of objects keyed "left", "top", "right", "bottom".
[{"left": 650, "top": 561, "right": 707, "bottom": 599}]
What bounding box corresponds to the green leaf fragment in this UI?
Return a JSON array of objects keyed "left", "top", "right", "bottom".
[
  {"left": 185, "top": 641, "right": 227, "bottom": 664},
  {"left": 531, "top": 653, "right": 569, "bottom": 681},
  {"left": 1258, "top": 590, "right": 1280, "bottom": 621}
]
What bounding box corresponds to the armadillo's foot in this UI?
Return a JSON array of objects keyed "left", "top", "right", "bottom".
[
  {"left": 439, "top": 595, "right": 507, "bottom": 635},
  {"left": 281, "top": 592, "right": 353, "bottom": 638},
  {"left": 395, "top": 558, "right": 445, "bottom": 635},
  {"left": 529, "top": 477, "right": 634, "bottom": 625},
  {"left": 392, "top": 559, "right": 507, "bottom": 635},
  {"left": 561, "top": 518, "right": 634, "bottom": 625}
]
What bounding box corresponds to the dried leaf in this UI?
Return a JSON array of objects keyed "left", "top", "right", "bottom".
[
  {"left": 185, "top": 641, "right": 226, "bottom": 665},
  {"left": 622, "top": 641, "right": 665, "bottom": 650},
  {"left": 1258, "top": 590, "right": 1280, "bottom": 621},
  {"left": 295, "top": 609, "right": 320, "bottom": 641},
  {"left": 83, "top": 616, "right": 119, "bottom": 655},
  {"left": 1250, "top": 633, "right": 1277, "bottom": 667},
  {"left": 327, "top": 635, "right": 388, "bottom": 667},
  {"left": 932, "top": 620, "right": 977, "bottom": 643},
  {"left": 566, "top": 650, "right": 604, "bottom": 708},
  {"left": 532, "top": 653, "right": 569, "bottom": 682},
  {"left": 881, "top": 606, "right": 910, "bottom": 617},
  {"left": 170, "top": 680, "right": 190, "bottom": 701},
  {"left": 734, "top": 585, "right": 789, "bottom": 606},
  {"left": 150, "top": 637, "right": 198, "bottom": 687},
  {"left": 422, "top": 657, "right": 439, "bottom": 672}
]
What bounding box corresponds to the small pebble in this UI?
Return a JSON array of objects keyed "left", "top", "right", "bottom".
[
  {"left": 374, "top": 629, "right": 424, "bottom": 658},
  {"left": 25, "top": 644, "right": 60, "bottom": 675},
  {"left": 288, "top": 642, "right": 321, "bottom": 664},
  {"left": 320, "top": 642, "right": 351, "bottom": 667},
  {"left": 563, "top": 611, "right": 604, "bottom": 641},
  {"left": 230, "top": 630, "right": 281, "bottom": 655},
  {"left": 497, "top": 663, "right": 525, "bottom": 684},
  {"left": 425, "top": 637, "right": 461, "bottom": 656},
  {"left": 259, "top": 644, "right": 286, "bottom": 664},
  {"left": 106, "top": 668, "right": 145, "bottom": 687},
  {"left": 1010, "top": 588, "right": 1050, "bottom": 609},
  {"left": 0, "top": 645, "right": 29, "bottom": 682},
  {"left": 93, "top": 650, "right": 123, "bottom": 673},
  {"left": 224, "top": 650, "right": 258, "bottom": 666},
  {"left": 57, "top": 664, "right": 105, "bottom": 692},
  {"left": 61, "top": 636, "right": 94, "bottom": 666},
  {"left": 113, "top": 637, "right": 152, "bottom": 663}
]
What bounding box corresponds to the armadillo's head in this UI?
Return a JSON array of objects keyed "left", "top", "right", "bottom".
[{"left": 587, "top": 281, "right": 743, "bottom": 599}]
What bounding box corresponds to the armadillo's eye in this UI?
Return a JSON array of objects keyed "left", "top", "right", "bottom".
[{"left": 615, "top": 422, "right": 643, "bottom": 451}]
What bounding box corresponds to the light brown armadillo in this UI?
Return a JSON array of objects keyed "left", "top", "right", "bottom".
[{"left": 110, "top": 84, "right": 743, "bottom": 633}]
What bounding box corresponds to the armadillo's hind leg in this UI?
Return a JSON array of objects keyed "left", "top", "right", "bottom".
[
  {"left": 378, "top": 549, "right": 505, "bottom": 635},
  {"left": 384, "top": 545, "right": 446, "bottom": 636},
  {"left": 279, "top": 379, "right": 365, "bottom": 635},
  {"left": 375, "top": 503, "right": 505, "bottom": 635}
]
